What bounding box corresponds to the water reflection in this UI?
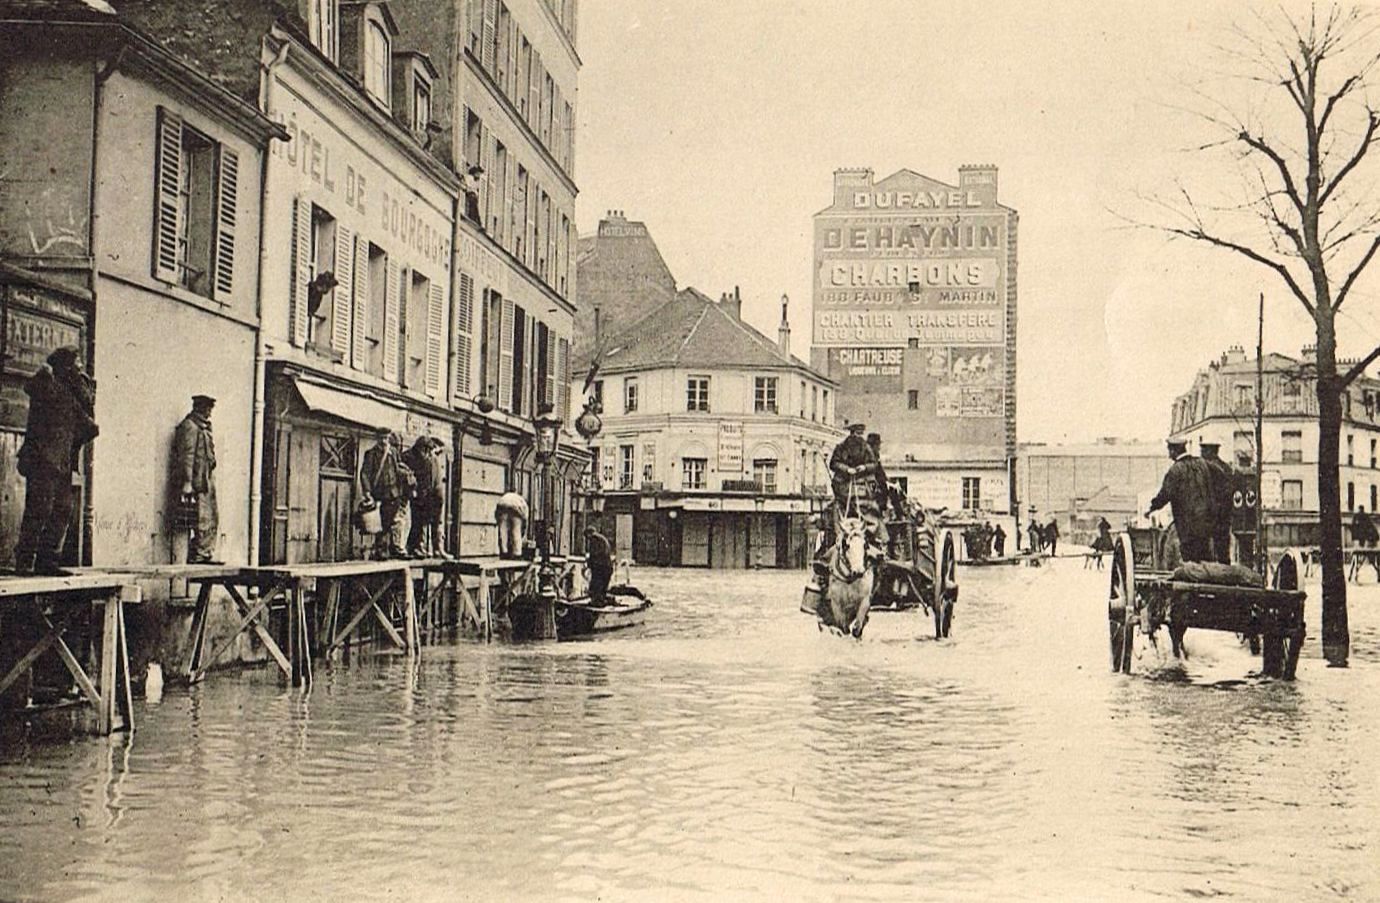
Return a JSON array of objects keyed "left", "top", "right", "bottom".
[{"left": 0, "top": 563, "right": 1377, "bottom": 901}]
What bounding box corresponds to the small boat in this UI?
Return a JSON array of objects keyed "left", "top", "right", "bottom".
[{"left": 555, "top": 585, "right": 653, "bottom": 638}]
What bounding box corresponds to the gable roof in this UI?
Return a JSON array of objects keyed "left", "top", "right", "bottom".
[{"left": 588, "top": 288, "right": 833, "bottom": 384}]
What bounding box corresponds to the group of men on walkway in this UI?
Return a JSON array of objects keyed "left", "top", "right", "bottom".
[{"left": 356, "top": 427, "right": 450, "bottom": 560}]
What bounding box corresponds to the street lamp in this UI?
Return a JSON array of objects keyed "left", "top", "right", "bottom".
[
  {"left": 754, "top": 496, "right": 766, "bottom": 568},
  {"left": 533, "top": 404, "right": 562, "bottom": 594}
]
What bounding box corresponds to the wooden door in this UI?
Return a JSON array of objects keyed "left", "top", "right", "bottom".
[
  {"left": 317, "top": 434, "right": 358, "bottom": 562},
  {"left": 286, "top": 428, "right": 319, "bottom": 565}
]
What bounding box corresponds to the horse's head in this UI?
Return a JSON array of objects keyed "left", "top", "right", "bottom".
[{"left": 835, "top": 517, "right": 869, "bottom": 579}]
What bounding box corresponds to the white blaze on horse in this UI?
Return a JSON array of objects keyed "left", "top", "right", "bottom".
[{"left": 818, "top": 515, "right": 876, "bottom": 638}]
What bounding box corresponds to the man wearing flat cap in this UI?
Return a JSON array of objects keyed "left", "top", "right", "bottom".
[
  {"left": 1147, "top": 439, "right": 1215, "bottom": 562},
  {"left": 15, "top": 346, "right": 98, "bottom": 574},
  {"left": 174, "top": 394, "right": 219, "bottom": 563}
]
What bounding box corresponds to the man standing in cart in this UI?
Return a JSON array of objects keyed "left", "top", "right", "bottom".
[
  {"left": 1146, "top": 439, "right": 1215, "bottom": 562},
  {"left": 1199, "top": 442, "right": 1236, "bottom": 564}
]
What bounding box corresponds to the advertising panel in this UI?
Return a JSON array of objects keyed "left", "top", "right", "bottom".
[
  {"left": 812, "top": 169, "right": 1015, "bottom": 459},
  {"left": 717, "top": 422, "right": 743, "bottom": 473}
]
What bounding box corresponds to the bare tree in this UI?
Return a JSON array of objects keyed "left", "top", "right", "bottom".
[{"left": 1152, "top": 2, "right": 1380, "bottom": 667}]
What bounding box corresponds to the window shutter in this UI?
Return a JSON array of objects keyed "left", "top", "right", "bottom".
[
  {"left": 289, "top": 196, "right": 311, "bottom": 346},
  {"left": 454, "top": 271, "right": 474, "bottom": 397},
  {"left": 384, "top": 258, "right": 401, "bottom": 382},
  {"left": 425, "top": 280, "right": 445, "bottom": 398},
  {"left": 213, "top": 145, "right": 238, "bottom": 299},
  {"left": 152, "top": 107, "right": 183, "bottom": 283},
  {"left": 481, "top": 0, "right": 496, "bottom": 70},
  {"left": 331, "top": 224, "right": 354, "bottom": 354},
  {"left": 557, "top": 337, "right": 570, "bottom": 423},
  {"left": 528, "top": 53, "right": 541, "bottom": 127},
  {"left": 544, "top": 326, "right": 556, "bottom": 409},
  {"left": 498, "top": 296, "right": 514, "bottom": 411},
  {"left": 352, "top": 235, "right": 369, "bottom": 368}
]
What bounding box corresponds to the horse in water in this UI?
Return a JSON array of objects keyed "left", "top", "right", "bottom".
[{"left": 818, "top": 515, "right": 876, "bottom": 638}]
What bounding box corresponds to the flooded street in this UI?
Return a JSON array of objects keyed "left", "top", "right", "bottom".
[{"left": 3, "top": 560, "right": 1379, "bottom": 902}]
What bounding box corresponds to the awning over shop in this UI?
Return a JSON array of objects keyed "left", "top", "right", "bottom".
[{"left": 292, "top": 378, "right": 407, "bottom": 433}]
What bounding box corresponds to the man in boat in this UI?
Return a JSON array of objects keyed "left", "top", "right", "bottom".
[
  {"left": 1199, "top": 442, "right": 1236, "bottom": 564},
  {"left": 1146, "top": 439, "right": 1215, "bottom": 562},
  {"left": 584, "top": 525, "right": 614, "bottom": 604}
]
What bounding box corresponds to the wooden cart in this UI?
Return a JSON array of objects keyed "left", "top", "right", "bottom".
[
  {"left": 1107, "top": 529, "right": 1306, "bottom": 679},
  {"left": 862, "top": 516, "right": 959, "bottom": 639}
]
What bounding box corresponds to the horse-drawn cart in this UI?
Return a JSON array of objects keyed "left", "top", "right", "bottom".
[
  {"left": 1107, "top": 528, "right": 1306, "bottom": 679},
  {"left": 803, "top": 499, "right": 958, "bottom": 640}
]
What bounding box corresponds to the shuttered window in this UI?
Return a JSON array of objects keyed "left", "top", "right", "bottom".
[
  {"left": 498, "top": 297, "right": 514, "bottom": 411},
  {"left": 331, "top": 224, "right": 354, "bottom": 355},
  {"left": 153, "top": 107, "right": 236, "bottom": 302},
  {"left": 351, "top": 234, "right": 369, "bottom": 369},
  {"left": 289, "top": 197, "right": 311, "bottom": 345},
  {"left": 454, "top": 271, "right": 475, "bottom": 397},
  {"left": 425, "top": 280, "right": 445, "bottom": 398},
  {"left": 556, "top": 337, "right": 570, "bottom": 423},
  {"left": 383, "top": 258, "right": 401, "bottom": 381}
]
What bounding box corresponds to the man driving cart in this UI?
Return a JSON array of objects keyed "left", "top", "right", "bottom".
[{"left": 810, "top": 422, "right": 886, "bottom": 591}]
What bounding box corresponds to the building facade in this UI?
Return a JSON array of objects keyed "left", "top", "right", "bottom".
[
  {"left": 573, "top": 210, "right": 678, "bottom": 358},
  {"left": 810, "top": 166, "right": 1018, "bottom": 517},
  {"left": 578, "top": 288, "right": 842, "bottom": 568},
  {"left": 1170, "top": 344, "right": 1380, "bottom": 547},
  {"left": 0, "top": 2, "right": 283, "bottom": 573},
  {"left": 1015, "top": 440, "right": 1167, "bottom": 545}
]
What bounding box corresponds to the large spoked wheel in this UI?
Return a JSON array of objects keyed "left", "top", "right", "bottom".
[
  {"left": 1263, "top": 548, "right": 1304, "bottom": 680},
  {"left": 1108, "top": 532, "right": 1137, "bottom": 673},
  {"left": 932, "top": 529, "right": 958, "bottom": 639}
]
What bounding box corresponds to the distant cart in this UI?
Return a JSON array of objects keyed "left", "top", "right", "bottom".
[{"left": 1107, "top": 528, "right": 1306, "bottom": 679}]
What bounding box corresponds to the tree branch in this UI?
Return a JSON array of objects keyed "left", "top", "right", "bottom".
[
  {"left": 1340, "top": 343, "right": 1380, "bottom": 387},
  {"left": 1160, "top": 224, "right": 1314, "bottom": 313},
  {"left": 1334, "top": 232, "right": 1380, "bottom": 310},
  {"left": 1239, "top": 130, "right": 1307, "bottom": 215},
  {"left": 1320, "top": 110, "right": 1380, "bottom": 206}
]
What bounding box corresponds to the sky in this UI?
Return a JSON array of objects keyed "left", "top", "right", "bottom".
[{"left": 571, "top": 0, "right": 1380, "bottom": 445}]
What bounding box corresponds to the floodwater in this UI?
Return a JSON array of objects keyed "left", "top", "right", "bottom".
[{"left": 2, "top": 560, "right": 1378, "bottom": 902}]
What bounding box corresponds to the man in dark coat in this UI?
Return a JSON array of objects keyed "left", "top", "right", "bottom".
[
  {"left": 866, "top": 432, "right": 902, "bottom": 518},
  {"left": 174, "top": 394, "right": 219, "bottom": 563},
  {"left": 404, "top": 435, "right": 448, "bottom": 558},
  {"left": 1147, "top": 439, "right": 1215, "bottom": 562},
  {"left": 360, "top": 428, "right": 410, "bottom": 559},
  {"left": 993, "top": 523, "right": 1006, "bottom": 557},
  {"left": 1351, "top": 506, "right": 1379, "bottom": 547},
  {"left": 829, "top": 422, "right": 877, "bottom": 515},
  {"left": 584, "top": 525, "right": 613, "bottom": 604},
  {"left": 15, "top": 346, "right": 98, "bottom": 574},
  {"left": 1199, "top": 442, "right": 1236, "bottom": 564},
  {"left": 1044, "top": 519, "right": 1060, "bottom": 556}
]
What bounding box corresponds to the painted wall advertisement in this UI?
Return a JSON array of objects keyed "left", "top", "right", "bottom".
[
  {"left": 717, "top": 422, "right": 743, "bottom": 473},
  {"left": 811, "top": 169, "right": 1014, "bottom": 457}
]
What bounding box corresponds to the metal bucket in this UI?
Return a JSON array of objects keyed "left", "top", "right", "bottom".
[{"left": 800, "top": 583, "right": 822, "bottom": 616}]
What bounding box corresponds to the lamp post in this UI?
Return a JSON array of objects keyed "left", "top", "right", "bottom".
[
  {"left": 533, "top": 404, "right": 562, "bottom": 593},
  {"left": 754, "top": 495, "right": 766, "bottom": 569}
]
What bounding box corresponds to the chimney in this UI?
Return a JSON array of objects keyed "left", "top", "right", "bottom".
[
  {"left": 777, "top": 293, "right": 791, "bottom": 355},
  {"left": 958, "top": 163, "right": 999, "bottom": 198},
  {"left": 1302, "top": 344, "right": 1317, "bottom": 363},
  {"left": 723, "top": 286, "right": 741, "bottom": 320},
  {"left": 1224, "top": 344, "right": 1247, "bottom": 365}
]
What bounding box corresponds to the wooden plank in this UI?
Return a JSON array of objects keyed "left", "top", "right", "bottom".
[
  {"left": 404, "top": 572, "right": 418, "bottom": 653},
  {"left": 183, "top": 581, "right": 214, "bottom": 679},
  {"left": 0, "top": 633, "right": 56, "bottom": 697},
  {"left": 0, "top": 574, "right": 143, "bottom": 598},
  {"left": 370, "top": 604, "right": 406, "bottom": 649},
  {"left": 50, "top": 629, "right": 103, "bottom": 728},
  {"left": 99, "top": 597, "right": 118, "bottom": 735},
  {"left": 118, "top": 601, "right": 134, "bottom": 733}
]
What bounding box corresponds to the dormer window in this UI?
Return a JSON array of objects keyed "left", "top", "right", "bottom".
[
  {"left": 412, "top": 76, "right": 431, "bottom": 132},
  {"left": 364, "top": 19, "right": 391, "bottom": 107},
  {"left": 312, "top": 0, "right": 339, "bottom": 62}
]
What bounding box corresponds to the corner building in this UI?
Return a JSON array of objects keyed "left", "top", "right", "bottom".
[{"left": 811, "top": 166, "right": 1018, "bottom": 516}]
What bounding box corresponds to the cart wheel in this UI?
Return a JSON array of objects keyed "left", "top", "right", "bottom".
[
  {"left": 933, "top": 529, "right": 957, "bottom": 639},
  {"left": 1270, "top": 549, "right": 1304, "bottom": 679},
  {"left": 1109, "top": 532, "right": 1137, "bottom": 673}
]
